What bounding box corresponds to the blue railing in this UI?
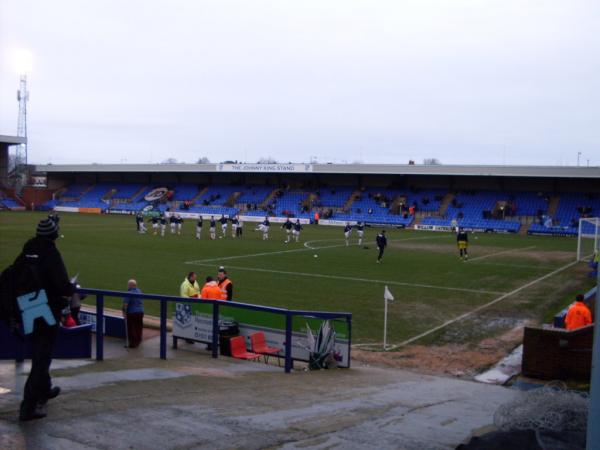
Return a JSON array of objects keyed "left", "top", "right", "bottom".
[{"left": 77, "top": 288, "right": 352, "bottom": 373}]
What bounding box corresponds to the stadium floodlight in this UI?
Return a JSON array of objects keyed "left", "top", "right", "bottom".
[
  {"left": 576, "top": 217, "right": 600, "bottom": 261},
  {"left": 9, "top": 47, "right": 34, "bottom": 75}
]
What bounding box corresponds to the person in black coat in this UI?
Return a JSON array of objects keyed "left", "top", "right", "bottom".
[
  {"left": 16, "top": 219, "right": 74, "bottom": 421},
  {"left": 376, "top": 230, "right": 387, "bottom": 263}
]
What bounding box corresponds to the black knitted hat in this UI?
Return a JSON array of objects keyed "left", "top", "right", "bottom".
[{"left": 36, "top": 218, "right": 59, "bottom": 239}]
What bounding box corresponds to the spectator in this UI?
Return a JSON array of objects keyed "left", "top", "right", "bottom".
[
  {"left": 16, "top": 218, "right": 75, "bottom": 421},
  {"left": 122, "top": 279, "right": 144, "bottom": 348},
  {"left": 200, "top": 276, "right": 222, "bottom": 300},
  {"left": 565, "top": 294, "right": 593, "bottom": 330},
  {"left": 180, "top": 272, "right": 200, "bottom": 298}
]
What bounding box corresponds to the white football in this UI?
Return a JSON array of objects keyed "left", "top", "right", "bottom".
[{"left": 314, "top": 254, "right": 318, "bottom": 258}]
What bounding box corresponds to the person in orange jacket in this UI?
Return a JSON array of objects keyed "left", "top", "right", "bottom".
[
  {"left": 565, "top": 294, "right": 593, "bottom": 330},
  {"left": 200, "top": 276, "right": 222, "bottom": 300}
]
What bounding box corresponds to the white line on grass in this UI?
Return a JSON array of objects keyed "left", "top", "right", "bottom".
[
  {"left": 467, "top": 245, "right": 536, "bottom": 262},
  {"left": 187, "top": 262, "right": 506, "bottom": 295},
  {"left": 477, "top": 262, "right": 558, "bottom": 270},
  {"left": 185, "top": 234, "right": 449, "bottom": 265},
  {"left": 384, "top": 259, "right": 580, "bottom": 350},
  {"left": 303, "top": 234, "right": 448, "bottom": 250}
]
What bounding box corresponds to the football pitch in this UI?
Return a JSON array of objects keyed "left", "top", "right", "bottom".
[{"left": 0, "top": 212, "right": 595, "bottom": 347}]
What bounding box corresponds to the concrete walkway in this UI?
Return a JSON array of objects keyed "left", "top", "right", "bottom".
[{"left": 0, "top": 335, "right": 521, "bottom": 450}]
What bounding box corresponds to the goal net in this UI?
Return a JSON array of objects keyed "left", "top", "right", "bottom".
[{"left": 577, "top": 217, "right": 600, "bottom": 261}]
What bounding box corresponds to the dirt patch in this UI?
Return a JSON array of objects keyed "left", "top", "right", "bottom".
[
  {"left": 388, "top": 242, "right": 574, "bottom": 264},
  {"left": 513, "top": 249, "right": 574, "bottom": 262},
  {"left": 388, "top": 242, "right": 505, "bottom": 255},
  {"left": 352, "top": 321, "right": 532, "bottom": 378}
]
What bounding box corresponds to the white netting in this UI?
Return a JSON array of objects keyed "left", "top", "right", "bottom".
[
  {"left": 493, "top": 381, "right": 589, "bottom": 432},
  {"left": 577, "top": 217, "right": 599, "bottom": 261}
]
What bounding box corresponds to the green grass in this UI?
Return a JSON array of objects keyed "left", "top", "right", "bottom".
[{"left": 0, "top": 211, "right": 594, "bottom": 346}]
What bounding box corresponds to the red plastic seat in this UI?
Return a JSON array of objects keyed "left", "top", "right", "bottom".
[
  {"left": 250, "top": 332, "right": 282, "bottom": 365},
  {"left": 229, "top": 336, "right": 261, "bottom": 361}
]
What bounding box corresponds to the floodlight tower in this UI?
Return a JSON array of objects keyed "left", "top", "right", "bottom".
[
  {"left": 11, "top": 75, "right": 30, "bottom": 191},
  {"left": 16, "top": 75, "right": 29, "bottom": 166}
]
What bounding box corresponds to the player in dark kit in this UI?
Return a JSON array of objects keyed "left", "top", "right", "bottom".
[
  {"left": 457, "top": 228, "right": 469, "bottom": 260},
  {"left": 159, "top": 215, "right": 167, "bottom": 237},
  {"left": 196, "top": 217, "right": 203, "bottom": 239},
  {"left": 151, "top": 215, "right": 159, "bottom": 235},
  {"left": 293, "top": 220, "right": 303, "bottom": 242},
  {"left": 356, "top": 221, "right": 365, "bottom": 245},
  {"left": 176, "top": 215, "right": 183, "bottom": 235},
  {"left": 344, "top": 223, "right": 353, "bottom": 246},
  {"left": 136, "top": 213, "right": 147, "bottom": 234},
  {"left": 219, "top": 215, "right": 228, "bottom": 238},
  {"left": 376, "top": 230, "right": 387, "bottom": 263},
  {"left": 209, "top": 216, "right": 216, "bottom": 240},
  {"left": 169, "top": 214, "right": 177, "bottom": 234},
  {"left": 231, "top": 216, "right": 239, "bottom": 238},
  {"left": 282, "top": 218, "right": 293, "bottom": 243},
  {"left": 261, "top": 217, "right": 270, "bottom": 240}
]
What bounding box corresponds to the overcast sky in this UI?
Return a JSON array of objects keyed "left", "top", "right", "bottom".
[{"left": 1, "top": 0, "right": 599, "bottom": 166}]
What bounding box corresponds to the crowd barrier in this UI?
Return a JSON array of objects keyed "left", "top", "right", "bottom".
[{"left": 77, "top": 288, "right": 352, "bottom": 373}]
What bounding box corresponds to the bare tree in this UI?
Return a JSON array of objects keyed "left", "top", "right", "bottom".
[
  {"left": 423, "top": 158, "right": 442, "bottom": 165},
  {"left": 161, "top": 157, "right": 179, "bottom": 164},
  {"left": 196, "top": 156, "right": 210, "bottom": 164}
]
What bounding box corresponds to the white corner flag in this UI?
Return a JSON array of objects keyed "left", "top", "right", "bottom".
[
  {"left": 383, "top": 286, "right": 394, "bottom": 350},
  {"left": 384, "top": 285, "right": 394, "bottom": 301}
]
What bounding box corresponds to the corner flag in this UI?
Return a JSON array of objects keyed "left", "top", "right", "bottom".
[
  {"left": 384, "top": 285, "right": 394, "bottom": 301},
  {"left": 382, "top": 286, "right": 394, "bottom": 351}
]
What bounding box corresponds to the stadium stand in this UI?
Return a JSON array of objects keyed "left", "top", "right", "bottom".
[
  {"left": 236, "top": 185, "right": 272, "bottom": 207},
  {"left": 529, "top": 193, "right": 600, "bottom": 236},
  {"left": 244, "top": 189, "right": 311, "bottom": 218},
  {"left": 58, "top": 183, "right": 112, "bottom": 209},
  {"left": 37, "top": 181, "right": 599, "bottom": 235}
]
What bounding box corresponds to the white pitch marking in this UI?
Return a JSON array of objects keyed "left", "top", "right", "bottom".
[
  {"left": 185, "top": 243, "right": 349, "bottom": 265},
  {"left": 185, "top": 234, "right": 449, "bottom": 265},
  {"left": 303, "top": 234, "right": 449, "bottom": 250},
  {"left": 477, "top": 262, "right": 558, "bottom": 270},
  {"left": 384, "top": 259, "right": 580, "bottom": 350},
  {"left": 467, "top": 245, "right": 536, "bottom": 262},
  {"left": 187, "top": 262, "right": 506, "bottom": 295}
]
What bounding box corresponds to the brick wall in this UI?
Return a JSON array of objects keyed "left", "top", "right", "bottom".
[{"left": 522, "top": 325, "right": 593, "bottom": 381}]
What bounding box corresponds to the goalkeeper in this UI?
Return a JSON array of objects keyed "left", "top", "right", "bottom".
[{"left": 457, "top": 228, "right": 469, "bottom": 261}]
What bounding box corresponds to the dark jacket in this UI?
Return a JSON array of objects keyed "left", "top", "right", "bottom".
[{"left": 14, "top": 237, "right": 74, "bottom": 320}]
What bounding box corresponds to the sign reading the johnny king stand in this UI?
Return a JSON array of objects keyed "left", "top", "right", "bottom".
[{"left": 172, "top": 302, "right": 350, "bottom": 368}]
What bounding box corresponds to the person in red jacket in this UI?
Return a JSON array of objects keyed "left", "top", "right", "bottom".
[{"left": 565, "top": 294, "right": 593, "bottom": 330}]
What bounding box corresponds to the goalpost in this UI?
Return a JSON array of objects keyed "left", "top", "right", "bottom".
[{"left": 577, "top": 217, "right": 600, "bottom": 261}]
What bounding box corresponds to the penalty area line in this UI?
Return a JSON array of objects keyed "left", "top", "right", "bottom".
[{"left": 385, "top": 259, "right": 580, "bottom": 350}]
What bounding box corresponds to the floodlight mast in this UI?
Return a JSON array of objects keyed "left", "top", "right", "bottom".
[
  {"left": 11, "top": 74, "right": 29, "bottom": 192},
  {"left": 16, "top": 75, "right": 29, "bottom": 166}
]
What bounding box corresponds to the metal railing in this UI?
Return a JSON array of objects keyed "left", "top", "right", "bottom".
[{"left": 77, "top": 288, "right": 352, "bottom": 373}]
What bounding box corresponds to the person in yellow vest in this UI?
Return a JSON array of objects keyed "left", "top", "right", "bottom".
[
  {"left": 217, "top": 267, "right": 233, "bottom": 301},
  {"left": 180, "top": 272, "right": 200, "bottom": 344},
  {"left": 565, "top": 294, "right": 593, "bottom": 330},
  {"left": 180, "top": 272, "right": 200, "bottom": 298}
]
